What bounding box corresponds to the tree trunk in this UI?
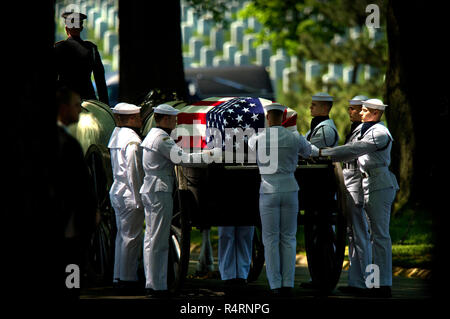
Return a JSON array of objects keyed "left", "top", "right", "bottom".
[
  {"left": 386, "top": 0, "right": 449, "bottom": 299},
  {"left": 385, "top": 0, "right": 446, "bottom": 211},
  {"left": 118, "top": 0, "right": 187, "bottom": 104}
]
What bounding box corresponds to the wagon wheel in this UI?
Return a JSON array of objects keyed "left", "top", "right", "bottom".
[
  {"left": 247, "top": 225, "right": 265, "bottom": 282},
  {"left": 304, "top": 163, "right": 347, "bottom": 293},
  {"left": 167, "top": 188, "right": 191, "bottom": 292},
  {"left": 84, "top": 144, "right": 116, "bottom": 284}
]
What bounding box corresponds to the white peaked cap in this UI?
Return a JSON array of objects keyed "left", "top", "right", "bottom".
[
  {"left": 153, "top": 103, "right": 180, "bottom": 115},
  {"left": 312, "top": 92, "right": 333, "bottom": 102},
  {"left": 349, "top": 95, "right": 369, "bottom": 105},
  {"left": 264, "top": 102, "right": 287, "bottom": 112},
  {"left": 111, "top": 102, "right": 141, "bottom": 114},
  {"left": 363, "top": 98, "right": 388, "bottom": 110}
]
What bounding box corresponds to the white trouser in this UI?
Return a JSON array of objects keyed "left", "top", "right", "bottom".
[
  {"left": 218, "top": 226, "right": 254, "bottom": 280},
  {"left": 364, "top": 187, "right": 396, "bottom": 286},
  {"left": 142, "top": 191, "right": 173, "bottom": 290},
  {"left": 345, "top": 191, "right": 372, "bottom": 288},
  {"left": 259, "top": 191, "right": 298, "bottom": 289},
  {"left": 112, "top": 204, "right": 144, "bottom": 282}
]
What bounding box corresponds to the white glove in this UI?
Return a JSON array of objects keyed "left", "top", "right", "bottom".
[
  {"left": 209, "top": 147, "right": 223, "bottom": 163},
  {"left": 310, "top": 145, "right": 320, "bottom": 157}
]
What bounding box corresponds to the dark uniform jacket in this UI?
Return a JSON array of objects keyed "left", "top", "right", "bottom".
[
  {"left": 56, "top": 125, "right": 97, "bottom": 264},
  {"left": 55, "top": 36, "right": 109, "bottom": 105}
]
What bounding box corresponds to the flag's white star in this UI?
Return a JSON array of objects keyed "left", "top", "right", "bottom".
[
  {"left": 223, "top": 118, "right": 228, "bottom": 125},
  {"left": 244, "top": 123, "right": 251, "bottom": 129},
  {"left": 249, "top": 103, "right": 256, "bottom": 107},
  {"left": 233, "top": 127, "right": 240, "bottom": 134},
  {"left": 251, "top": 113, "right": 259, "bottom": 121},
  {"left": 225, "top": 133, "right": 231, "bottom": 141},
  {"left": 235, "top": 141, "right": 241, "bottom": 149},
  {"left": 236, "top": 114, "right": 243, "bottom": 123},
  {"left": 243, "top": 107, "right": 249, "bottom": 113},
  {"left": 227, "top": 108, "right": 234, "bottom": 113}
]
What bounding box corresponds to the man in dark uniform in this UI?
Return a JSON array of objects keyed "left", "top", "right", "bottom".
[
  {"left": 55, "top": 11, "right": 109, "bottom": 105},
  {"left": 56, "top": 85, "right": 98, "bottom": 298}
]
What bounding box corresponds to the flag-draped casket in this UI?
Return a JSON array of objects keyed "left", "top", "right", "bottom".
[{"left": 174, "top": 97, "right": 298, "bottom": 151}]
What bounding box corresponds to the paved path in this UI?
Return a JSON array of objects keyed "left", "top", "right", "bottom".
[{"left": 79, "top": 259, "right": 434, "bottom": 316}]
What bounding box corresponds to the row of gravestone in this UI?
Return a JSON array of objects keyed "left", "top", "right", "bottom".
[
  {"left": 182, "top": 25, "right": 379, "bottom": 86},
  {"left": 179, "top": 0, "right": 382, "bottom": 87}
]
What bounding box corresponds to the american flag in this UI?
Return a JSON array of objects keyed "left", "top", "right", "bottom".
[{"left": 174, "top": 97, "right": 298, "bottom": 151}]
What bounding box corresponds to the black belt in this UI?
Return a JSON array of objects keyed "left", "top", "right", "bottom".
[{"left": 360, "top": 166, "right": 388, "bottom": 178}]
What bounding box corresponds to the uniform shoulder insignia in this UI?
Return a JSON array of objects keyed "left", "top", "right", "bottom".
[
  {"left": 162, "top": 137, "right": 171, "bottom": 141},
  {"left": 126, "top": 141, "right": 141, "bottom": 148}
]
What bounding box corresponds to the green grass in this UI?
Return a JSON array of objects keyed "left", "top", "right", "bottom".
[{"left": 389, "top": 205, "right": 433, "bottom": 268}]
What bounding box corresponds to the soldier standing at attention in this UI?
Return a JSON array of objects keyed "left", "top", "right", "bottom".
[
  {"left": 337, "top": 95, "right": 372, "bottom": 294},
  {"left": 55, "top": 11, "right": 109, "bottom": 105},
  {"left": 108, "top": 103, "right": 144, "bottom": 293},
  {"left": 305, "top": 92, "right": 339, "bottom": 148},
  {"left": 140, "top": 104, "right": 219, "bottom": 298},
  {"left": 312, "top": 99, "right": 399, "bottom": 298},
  {"left": 248, "top": 103, "right": 312, "bottom": 296},
  {"left": 300, "top": 92, "right": 339, "bottom": 289}
]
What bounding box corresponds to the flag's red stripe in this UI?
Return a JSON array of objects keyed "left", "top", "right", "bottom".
[
  {"left": 176, "top": 136, "right": 207, "bottom": 149},
  {"left": 282, "top": 114, "right": 297, "bottom": 127},
  {"left": 177, "top": 112, "right": 207, "bottom": 124}
]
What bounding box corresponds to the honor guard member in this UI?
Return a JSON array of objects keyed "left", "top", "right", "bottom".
[
  {"left": 305, "top": 92, "right": 339, "bottom": 148},
  {"left": 300, "top": 92, "right": 339, "bottom": 289},
  {"left": 55, "top": 11, "right": 109, "bottom": 105},
  {"left": 337, "top": 95, "right": 372, "bottom": 294},
  {"left": 140, "top": 104, "right": 219, "bottom": 297},
  {"left": 108, "top": 103, "right": 145, "bottom": 291},
  {"left": 312, "top": 99, "right": 399, "bottom": 297},
  {"left": 218, "top": 224, "right": 254, "bottom": 290},
  {"left": 248, "top": 103, "right": 312, "bottom": 296}
]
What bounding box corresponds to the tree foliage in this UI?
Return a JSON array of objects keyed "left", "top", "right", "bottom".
[{"left": 240, "top": 0, "right": 388, "bottom": 76}]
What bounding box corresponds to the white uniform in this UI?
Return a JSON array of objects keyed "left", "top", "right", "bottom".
[
  {"left": 342, "top": 123, "right": 372, "bottom": 288},
  {"left": 317, "top": 122, "right": 399, "bottom": 286},
  {"left": 305, "top": 118, "right": 339, "bottom": 148},
  {"left": 108, "top": 127, "right": 144, "bottom": 282},
  {"left": 249, "top": 126, "right": 311, "bottom": 289},
  {"left": 140, "top": 127, "right": 206, "bottom": 290},
  {"left": 218, "top": 226, "right": 254, "bottom": 281}
]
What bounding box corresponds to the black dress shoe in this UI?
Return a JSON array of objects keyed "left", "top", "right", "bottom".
[
  {"left": 281, "top": 287, "right": 293, "bottom": 297},
  {"left": 338, "top": 286, "right": 367, "bottom": 294},
  {"left": 365, "top": 286, "right": 392, "bottom": 298},
  {"left": 146, "top": 289, "right": 171, "bottom": 299},
  {"left": 234, "top": 278, "right": 247, "bottom": 286},
  {"left": 112, "top": 281, "right": 143, "bottom": 295},
  {"left": 270, "top": 288, "right": 282, "bottom": 296}
]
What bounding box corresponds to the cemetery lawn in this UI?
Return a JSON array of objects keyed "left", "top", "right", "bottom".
[{"left": 190, "top": 207, "right": 433, "bottom": 270}]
